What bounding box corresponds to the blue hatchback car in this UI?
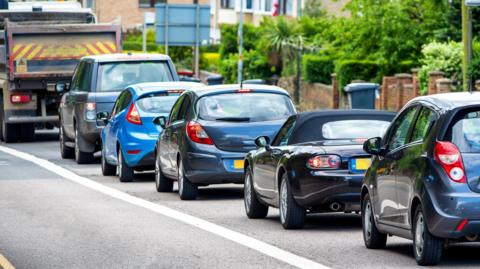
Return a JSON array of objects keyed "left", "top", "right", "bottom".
[{"left": 98, "top": 82, "right": 203, "bottom": 182}]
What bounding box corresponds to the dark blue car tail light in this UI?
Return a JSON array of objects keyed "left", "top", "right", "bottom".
[
  {"left": 186, "top": 121, "right": 214, "bottom": 145},
  {"left": 434, "top": 141, "right": 467, "bottom": 183},
  {"left": 307, "top": 155, "right": 341, "bottom": 170},
  {"left": 456, "top": 219, "right": 469, "bottom": 232}
]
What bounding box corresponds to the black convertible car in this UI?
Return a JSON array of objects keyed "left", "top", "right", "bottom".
[{"left": 243, "top": 110, "right": 396, "bottom": 229}]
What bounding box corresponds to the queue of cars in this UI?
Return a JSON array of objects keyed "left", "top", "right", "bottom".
[{"left": 53, "top": 53, "right": 480, "bottom": 266}]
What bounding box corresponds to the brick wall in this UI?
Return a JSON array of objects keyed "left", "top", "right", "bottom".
[{"left": 278, "top": 77, "right": 334, "bottom": 112}]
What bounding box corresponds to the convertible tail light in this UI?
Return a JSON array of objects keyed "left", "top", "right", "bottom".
[
  {"left": 434, "top": 141, "right": 466, "bottom": 183},
  {"left": 126, "top": 103, "right": 142, "bottom": 125},
  {"left": 10, "top": 94, "right": 30, "bottom": 104},
  {"left": 186, "top": 121, "right": 213, "bottom": 145},
  {"left": 307, "top": 155, "right": 341, "bottom": 169}
]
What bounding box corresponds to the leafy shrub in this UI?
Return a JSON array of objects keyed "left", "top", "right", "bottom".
[
  {"left": 123, "top": 41, "right": 159, "bottom": 52},
  {"left": 219, "top": 50, "right": 275, "bottom": 83},
  {"left": 335, "top": 60, "right": 382, "bottom": 90},
  {"left": 302, "top": 54, "right": 334, "bottom": 84},
  {"left": 417, "top": 41, "right": 463, "bottom": 94},
  {"left": 201, "top": 52, "right": 220, "bottom": 72},
  {"left": 219, "top": 24, "right": 260, "bottom": 58}
]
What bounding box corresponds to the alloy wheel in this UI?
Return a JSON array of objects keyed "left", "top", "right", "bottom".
[
  {"left": 280, "top": 179, "right": 288, "bottom": 223},
  {"left": 118, "top": 150, "right": 123, "bottom": 178},
  {"left": 364, "top": 201, "right": 373, "bottom": 241},
  {"left": 415, "top": 213, "right": 425, "bottom": 257},
  {"left": 155, "top": 158, "right": 160, "bottom": 189},
  {"left": 244, "top": 172, "right": 252, "bottom": 213},
  {"left": 178, "top": 162, "right": 184, "bottom": 194}
]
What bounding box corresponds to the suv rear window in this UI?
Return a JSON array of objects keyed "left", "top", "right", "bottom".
[
  {"left": 97, "top": 61, "right": 172, "bottom": 92},
  {"left": 448, "top": 110, "right": 480, "bottom": 153},
  {"left": 196, "top": 92, "right": 295, "bottom": 122}
]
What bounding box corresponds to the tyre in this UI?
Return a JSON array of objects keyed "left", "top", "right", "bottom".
[
  {"left": 279, "top": 174, "right": 305, "bottom": 229},
  {"left": 244, "top": 167, "right": 268, "bottom": 218},
  {"left": 177, "top": 158, "right": 198, "bottom": 200},
  {"left": 118, "top": 148, "right": 134, "bottom": 182},
  {"left": 155, "top": 154, "right": 173, "bottom": 192},
  {"left": 101, "top": 146, "right": 116, "bottom": 176},
  {"left": 59, "top": 126, "right": 74, "bottom": 159},
  {"left": 413, "top": 206, "right": 444, "bottom": 266},
  {"left": 20, "top": 123, "right": 35, "bottom": 142},
  {"left": 362, "top": 193, "right": 387, "bottom": 249},
  {"left": 0, "top": 104, "right": 19, "bottom": 143},
  {"left": 74, "top": 127, "right": 94, "bottom": 164}
]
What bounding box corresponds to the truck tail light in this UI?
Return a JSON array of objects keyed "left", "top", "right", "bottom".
[
  {"left": 126, "top": 103, "right": 142, "bottom": 125},
  {"left": 307, "top": 155, "right": 341, "bottom": 169},
  {"left": 186, "top": 121, "right": 213, "bottom": 145},
  {"left": 434, "top": 141, "right": 466, "bottom": 183},
  {"left": 10, "top": 94, "right": 30, "bottom": 104},
  {"left": 84, "top": 102, "right": 96, "bottom": 120}
]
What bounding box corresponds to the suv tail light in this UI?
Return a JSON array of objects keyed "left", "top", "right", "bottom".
[
  {"left": 126, "top": 103, "right": 142, "bottom": 125},
  {"left": 11, "top": 94, "right": 30, "bottom": 104},
  {"left": 84, "top": 102, "right": 96, "bottom": 120},
  {"left": 186, "top": 121, "right": 213, "bottom": 145},
  {"left": 434, "top": 141, "right": 466, "bottom": 183},
  {"left": 307, "top": 155, "right": 341, "bottom": 169}
]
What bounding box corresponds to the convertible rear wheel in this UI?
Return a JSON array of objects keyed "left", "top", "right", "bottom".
[
  {"left": 279, "top": 174, "right": 305, "bottom": 229},
  {"left": 362, "top": 194, "right": 387, "bottom": 249},
  {"left": 244, "top": 167, "right": 268, "bottom": 219},
  {"left": 413, "top": 206, "right": 443, "bottom": 266},
  {"left": 177, "top": 158, "right": 198, "bottom": 200},
  {"left": 118, "top": 148, "right": 134, "bottom": 182},
  {"left": 155, "top": 154, "right": 173, "bottom": 192}
]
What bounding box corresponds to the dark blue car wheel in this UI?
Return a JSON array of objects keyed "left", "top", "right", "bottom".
[
  {"left": 362, "top": 194, "right": 387, "bottom": 249},
  {"left": 177, "top": 158, "right": 198, "bottom": 200},
  {"left": 155, "top": 154, "right": 173, "bottom": 192}
]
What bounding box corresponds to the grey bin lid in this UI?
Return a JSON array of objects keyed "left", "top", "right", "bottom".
[{"left": 344, "top": 82, "right": 380, "bottom": 92}]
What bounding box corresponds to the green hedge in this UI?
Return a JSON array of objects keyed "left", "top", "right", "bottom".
[
  {"left": 219, "top": 50, "right": 275, "bottom": 83},
  {"left": 302, "top": 54, "right": 334, "bottom": 84},
  {"left": 123, "top": 41, "right": 159, "bottom": 52},
  {"left": 335, "top": 60, "right": 382, "bottom": 91}
]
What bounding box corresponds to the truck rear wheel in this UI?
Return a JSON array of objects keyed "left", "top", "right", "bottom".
[
  {"left": 20, "top": 123, "right": 35, "bottom": 142},
  {"left": 0, "top": 102, "right": 19, "bottom": 143}
]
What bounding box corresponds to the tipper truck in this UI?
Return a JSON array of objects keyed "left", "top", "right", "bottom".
[{"left": 0, "top": 1, "right": 121, "bottom": 142}]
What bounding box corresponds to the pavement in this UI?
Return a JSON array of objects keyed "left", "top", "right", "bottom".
[{"left": 1, "top": 130, "right": 480, "bottom": 269}]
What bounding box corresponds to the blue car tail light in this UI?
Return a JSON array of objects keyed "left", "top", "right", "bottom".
[
  {"left": 126, "top": 103, "right": 142, "bottom": 125},
  {"left": 434, "top": 141, "right": 466, "bottom": 183}
]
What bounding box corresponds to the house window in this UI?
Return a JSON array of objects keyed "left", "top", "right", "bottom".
[
  {"left": 139, "top": 0, "right": 165, "bottom": 8},
  {"left": 246, "top": 0, "right": 253, "bottom": 10},
  {"left": 221, "top": 0, "right": 235, "bottom": 9},
  {"left": 259, "top": 0, "right": 272, "bottom": 12},
  {"left": 284, "top": 0, "right": 293, "bottom": 15}
]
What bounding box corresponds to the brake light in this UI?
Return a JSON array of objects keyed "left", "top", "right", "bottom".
[
  {"left": 186, "top": 121, "right": 213, "bottom": 145},
  {"left": 127, "top": 149, "right": 141, "bottom": 154},
  {"left": 307, "top": 155, "right": 341, "bottom": 169},
  {"left": 456, "top": 219, "right": 469, "bottom": 232},
  {"left": 126, "top": 103, "right": 142, "bottom": 125},
  {"left": 167, "top": 90, "right": 184, "bottom": 94},
  {"left": 236, "top": 89, "right": 252, "bottom": 93},
  {"left": 434, "top": 141, "right": 466, "bottom": 183},
  {"left": 84, "top": 102, "right": 96, "bottom": 120},
  {"left": 10, "top": 94, "right": 30, "bottom": 104}
]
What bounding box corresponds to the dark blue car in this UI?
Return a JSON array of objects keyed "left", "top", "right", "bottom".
[
  {"left": 98, "top": 82, "right": 202, "bottom": 182},
  {"left": 154, "top": 84, "right": 296, "bottom": 200},
  {"left": 362, "top": 92, "right": 480, "bottom": 265}
]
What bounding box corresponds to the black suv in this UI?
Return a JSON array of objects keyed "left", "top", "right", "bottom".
[
  {"left": 362, "top": 92, "right": 480, "bottom": 265},
  {"left": 58, "top": 53, "right": 178, "bottom": 164}
]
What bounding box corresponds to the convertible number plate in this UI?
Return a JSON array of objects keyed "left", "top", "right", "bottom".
[{"left": 350, "top": 158, "right": 371, "bottom": 172}]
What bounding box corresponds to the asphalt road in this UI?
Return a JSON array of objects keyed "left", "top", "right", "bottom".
[{"left": 1, "top": 130, "right": 480, "bottom": 269}]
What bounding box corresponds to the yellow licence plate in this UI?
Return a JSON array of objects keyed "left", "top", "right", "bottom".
[
  {"left": 233, "top": 160, "right": 245, "bottom": 169},
  {"left": 355, "top": 158, "right": 371, "bottom": 170}
]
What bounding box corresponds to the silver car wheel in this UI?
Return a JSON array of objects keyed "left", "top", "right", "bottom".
[
  {"left": 244, "top": 172, "right": 252, "bottom": 212},
  {"left": 415, "top": 213, "right": 425, "bottom": 257},
  {"left": 118, "top": 150, "right": 123, "bottom": 178},
  {"left": 280, "top": 178, "right": 288, "bottom": 224},
  {"left": 155, "top": 158, "right": 160, "bottom": 189},
  {"left": 178, "top": 162, "right": 184, "bottom": 195},
  {"left": 364, "top": 201, "right": 373, "bottom": 241}
]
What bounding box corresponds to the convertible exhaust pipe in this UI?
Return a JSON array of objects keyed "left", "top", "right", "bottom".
[
  {"left": 329, "top": 202, "right": 341, "bottom": 211},
  {"left": 466, "top": 234, "right": 478, "bottom": 242}
]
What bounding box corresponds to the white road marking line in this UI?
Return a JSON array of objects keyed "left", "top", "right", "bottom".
[
  {"left": 0, "top": 145, "right": 331, "bottom": 269},
  {"left": 0, "top": 161, "right": 9, "bottom": 166},
  {"left": 0, "top": 253, "right": 15, "bottom": 269}
]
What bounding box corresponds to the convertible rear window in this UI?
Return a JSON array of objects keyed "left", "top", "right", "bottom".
[
  {"left": 448, "top": 110, "right": 480, "bottom": 153},
  {"left": 196, "top": 92, "right": 295, "bottom": 122},
  {"left": 322, "top": 120, "right": 390, "bottom": 139},
  {"left": 135, "top": 92, "right": 182, "bottom": 114}
]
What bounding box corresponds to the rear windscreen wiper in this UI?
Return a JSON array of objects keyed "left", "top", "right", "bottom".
[{"left": 214, "top": 117, "right": 250, "bottom": 122}]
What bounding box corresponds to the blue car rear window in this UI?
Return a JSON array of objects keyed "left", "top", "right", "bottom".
[
  {"left": 136, "top": 93, "right": 181, "bottom": 114},
  {"left": 450, "top": 110, "right": 480, "bottom": 153}
]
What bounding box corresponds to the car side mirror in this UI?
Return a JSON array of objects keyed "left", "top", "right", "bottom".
[
  {"left": 255, "top": 136, "right": 271, "bottom": 150},
  {"left": 96, "top": 111, "right": 109, "bottom": 123},
  {"left": 55, "top": 83, "right": 69, "bottom": 93},
  {"left": 153, "top": 115, "right": 167, "bottom": 128},
  {"left": 363, "top": 137, "right": 383, "bottom": 156}
]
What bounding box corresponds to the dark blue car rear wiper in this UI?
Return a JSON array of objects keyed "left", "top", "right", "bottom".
[{"left": 214, "top": 117, "right": 250, "bottom": 122}]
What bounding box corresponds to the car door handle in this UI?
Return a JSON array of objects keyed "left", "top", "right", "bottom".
[{"left": 271, "top": 149, "right": 283, "bottom": 157}]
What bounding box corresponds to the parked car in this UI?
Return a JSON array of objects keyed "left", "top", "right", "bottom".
[
  {"left": 243, "top": 110, "right": 395, "bottom": 229},
  {"left": 58, "top": 53, "right": 179, "bottom": 164},
  {"left": 154, "top": 84, "right": 296, "bottom": 200},
  {"left": 362, "top": 92, "right": 480, "bottom": 266},
  {"left": 98, "top": 82, "right": 202, "bottom": 182}
]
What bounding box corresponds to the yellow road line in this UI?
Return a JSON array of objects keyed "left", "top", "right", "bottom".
[{"left": 0, "top": 254, "right": 14, "bottom": 269}]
